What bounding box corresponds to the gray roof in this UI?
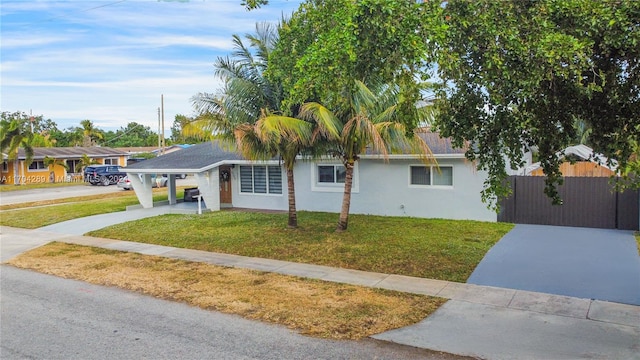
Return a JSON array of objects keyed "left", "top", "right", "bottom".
[
  {"left": 124, "top": 132, "right": 465, "bottom": 173},
  {"left": 364, "top": 131, "right": 466, "bottom": 156},
  {"left": 417, "top": 132, "right": 466, "bottom": 155},
  {"left": 13, "top": 146, "right": 128, "bottom": 160},
  {"left": 125, "top": 141, "right": 243, "bottom": 172}
]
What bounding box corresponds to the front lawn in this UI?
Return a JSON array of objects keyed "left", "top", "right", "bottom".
[
  {"left": 0, "top": 189, "right": 179, "bottom": 228},
  {"left": 89, "top": 211, "right": 513, "bottom": 283}
]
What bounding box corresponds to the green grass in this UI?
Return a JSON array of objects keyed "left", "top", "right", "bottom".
[
  {"left": 89, "top": 211, "right": 513, "bottom": 283},
  {"left": 636, "top": 233, "right": 640, "bottom": 255},
  {"left": 0, "top": 181, "right": 86, "bottom": 192},
  {"left": 0, "top": 192, "right": 171, "bottom": 228}
]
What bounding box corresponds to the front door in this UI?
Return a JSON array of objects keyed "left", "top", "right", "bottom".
[{"left": 219, "top": 166, "right": 232, "bottom": 207}]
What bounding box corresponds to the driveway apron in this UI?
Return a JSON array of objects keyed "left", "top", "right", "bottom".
[{"left": 468, "top": 224, "right": 640, "bottom": 305}]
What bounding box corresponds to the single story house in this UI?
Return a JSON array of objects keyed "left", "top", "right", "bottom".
[
  {"left": 124, "top": 132, "right": 497, "bottom": 222},
  {"left": 1, "top": 147, "right": 128, "bottom": 185}
]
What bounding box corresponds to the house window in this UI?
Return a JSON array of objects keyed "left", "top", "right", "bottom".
[
  {"left": 2, "top": 161, "right": 7, "bottom": 172},
  {"left": 103, "top": 158, "right": 119, "bottom": 165},
  {"left": 28, "top": 160, "right": 46, "bottom": 171},
  {"left": 312, "top": 162, "right": 358, "bottom": 193},
  {"left": 239, "top": 165, "right": 282, "bottom": 194},
  {"left": 67, "top": 160, "right": 80, "bottom": 173},
  {"left": 410, "top": 166, "right": 453, "bottom": 187},
  {"left": 318, "top": 165, "right": 346, "bottom": 184}
]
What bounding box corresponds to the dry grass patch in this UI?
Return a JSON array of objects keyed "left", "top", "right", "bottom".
[{"left": 7, "top": 242, "right": 445, "bottom": 340}]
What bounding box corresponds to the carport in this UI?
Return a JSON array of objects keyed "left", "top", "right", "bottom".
[{"left": 123, "top": 142, "right": 242, "bottom": 211}]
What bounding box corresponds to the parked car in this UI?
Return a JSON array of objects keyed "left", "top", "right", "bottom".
[
  {"left": 86, "top": 166, "right": 127, "bottom": 186},
  {"left": 83, "top": 165, "right": 108, "bottom": 182},
  {"left": 117, "top": 174, "right": 167, "bottom": 190},
  {"left": 116, "top": 176, "right": 133, "bottom": 190}
]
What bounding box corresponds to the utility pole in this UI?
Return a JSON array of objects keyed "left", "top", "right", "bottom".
[
  {"left": 161, "top": 94, "right": 166, "bottom": 155},
  {"left": 157, "top": 107, "right": 161, "bottom": 149}
]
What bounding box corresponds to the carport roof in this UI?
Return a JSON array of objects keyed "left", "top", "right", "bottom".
[{"left": 125, "top": 141, "right": 244, "bottom": 173}]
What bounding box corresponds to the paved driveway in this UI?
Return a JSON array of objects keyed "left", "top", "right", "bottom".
[{"left": 468, "top": 224, "right": 640, "bottom": 306}]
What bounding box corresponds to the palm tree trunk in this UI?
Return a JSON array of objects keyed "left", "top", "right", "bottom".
[
  {"left": 286, "top": 166, "right": 297, "bottom": 228},
  {"left": 336, "top": 160, "right": 355, "bottom": 232}
]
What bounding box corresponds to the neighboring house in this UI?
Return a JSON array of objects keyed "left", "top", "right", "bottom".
[
  {"left": 524, "top": 145, "right": 617, "bottom": 177},
  {"left": 1, "top": 147, "right": 127, "bottom": 185},
  {"left": 125, "top": 132, "right": 496, "bottom": 222}
]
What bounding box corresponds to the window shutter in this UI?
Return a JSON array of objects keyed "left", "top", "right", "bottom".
[
  {"left": 240, "top": 166, "right": 253, "bottom": 193},
  {"left": 253, "top": 166, "right": 267, "bottom": 193},
  {"left": 268, "top": 166, "right": 282, "bottom": 194}
]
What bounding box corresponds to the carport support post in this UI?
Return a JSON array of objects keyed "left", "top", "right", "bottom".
[
  {"left": 128, "top": 173, "right": 154, "bottom": 208},
  {"left": 195, "top": 169, "right": 220, "bottom": 211},
  {"left": 167, "top": 175, "right": 177, "bottom": 205}
]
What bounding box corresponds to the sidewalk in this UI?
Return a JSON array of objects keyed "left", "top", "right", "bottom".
[{"left": 2, "top": 225, "right": 639, "bottom": 359}]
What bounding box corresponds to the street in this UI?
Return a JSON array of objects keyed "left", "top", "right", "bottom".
[{"left": 1, "top": 262, "right": 463, "bottom": 360}]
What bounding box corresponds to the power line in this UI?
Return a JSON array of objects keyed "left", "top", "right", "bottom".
[
  {"left": 7, "top": 0, "right": 128, "bottom": 29},
  {"left": 44, "top": 0, "right": 128, "bottom": 23}
]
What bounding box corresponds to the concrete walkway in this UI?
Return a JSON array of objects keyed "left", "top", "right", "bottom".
[
  {"left": 468, "top": 224, "right": 640, "bottom": 306},
  {"left": 1, "top": 225, "right": 639, "bottom": 360},
  {"left": 37, "top": 203, "right": 202, "bottom": 235}
]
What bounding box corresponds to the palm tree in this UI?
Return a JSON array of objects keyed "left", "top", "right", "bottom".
[
  {"left": 80, "top": 120, "right": 103, "bottom": 147},
  {"left": 192, "top": 22, "right": 311, "bottom": 228},
  {"left": 43, "top": 156, "right": 69, "bottom": 183},
  {"left": 1, "top": 119, "right": 34, "bottom": 185},
  {"left": 300, "top": 81, "right": 434, "bottom": 231},
  {"left": 78, "top": 154, "right": 100, "bottom": 178}
]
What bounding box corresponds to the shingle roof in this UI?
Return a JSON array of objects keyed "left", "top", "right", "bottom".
[
  {"left": 123, "top": 132, "right": 465, "bottom": 173},
  {"left": 125, "top": 141, "right": 243, "bottom": 171},
  {"left": 417, "top": 131, "right": 467, "bottom": 155},
  {"left": 363, "top": 131, "right": 467, "bottom": 156},
  {"left": 13, "top": 146, "right": 128, "bottom": 160}
]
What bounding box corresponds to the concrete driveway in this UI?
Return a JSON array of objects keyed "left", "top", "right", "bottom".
[{"left": 468, "top": 224, "right": 640, "bottom": 306}]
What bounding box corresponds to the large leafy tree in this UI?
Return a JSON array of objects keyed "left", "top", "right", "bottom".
[
  {"left": 435, "top": 0, "right": 640, "bottom": 206},
  {"left": 0, "top": 119, "right": 34, "bottom": 184},
  {"left": 171, "top": 114, "right": 203, "bottom": 144},
  {"left": 104, "top": 122, "right": 158, "bottom": 147},
  {"left": 268, "top": 0, "right": 439, "bottom": 230}
]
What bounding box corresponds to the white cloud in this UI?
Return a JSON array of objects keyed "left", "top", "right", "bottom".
[{"left": 1, "top": 0, "right": 301, "bottom": 133}]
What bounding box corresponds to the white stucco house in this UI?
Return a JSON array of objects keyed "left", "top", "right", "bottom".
[{"left": 124, "top": 132, "right": 496, "bottom": 222}]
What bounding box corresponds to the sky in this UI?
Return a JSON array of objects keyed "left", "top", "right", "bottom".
[{"left": 1, "top": 0, "right": 302, "bottom": 135}]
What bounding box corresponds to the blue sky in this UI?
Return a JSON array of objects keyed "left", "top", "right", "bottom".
[{"left": 1, "top": 0, "right": 301, "bottom": 134}]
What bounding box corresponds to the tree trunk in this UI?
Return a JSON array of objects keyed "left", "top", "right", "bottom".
[
  {"left": 336, "top": 160, "right": 355, "bottom": 232},
  {"left": 286, "top": 166, "right": 297, "bottom": 228}
]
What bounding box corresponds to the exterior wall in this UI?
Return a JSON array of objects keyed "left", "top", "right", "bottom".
[
  {"left": 1, "top": 161, "right": 16, "bottom": 184},
  {"left": 294, "top": 158, "right": 496, "bottom": 222},
  {"left": 227, "top": 158, "right": 496, "bottom": 222}
]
